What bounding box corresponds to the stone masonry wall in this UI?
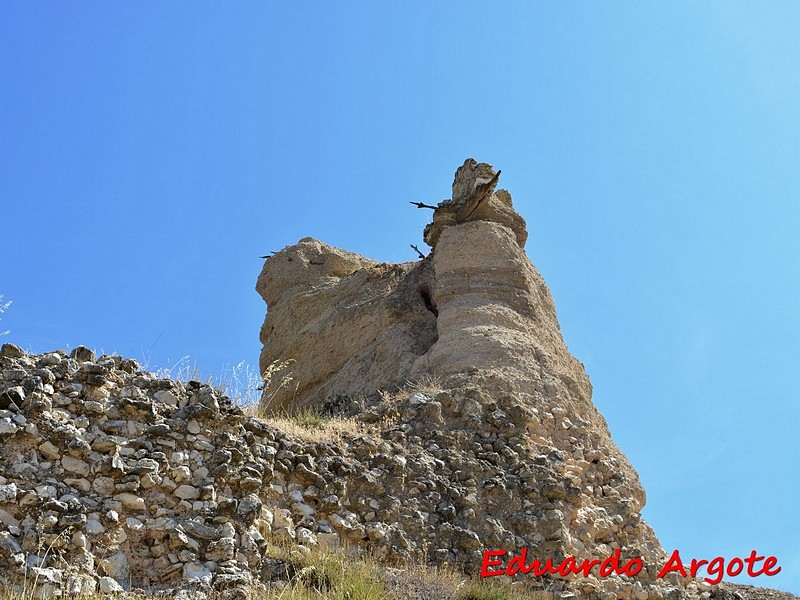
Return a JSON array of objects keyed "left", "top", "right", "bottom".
[{"left": 1, "top": 343, "right": 700, "bottom": 600}]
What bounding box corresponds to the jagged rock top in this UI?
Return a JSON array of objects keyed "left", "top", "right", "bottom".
[
  {"left": 423, "top": 158, "right": 528, "bottom": 248},
  {"left": 449, "top": 158, "right": 499, "bottom": 206}
]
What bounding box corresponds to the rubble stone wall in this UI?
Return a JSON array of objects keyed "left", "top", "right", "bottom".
[{"left": 1, "top": 343, "right": 690, "bottom": 599}]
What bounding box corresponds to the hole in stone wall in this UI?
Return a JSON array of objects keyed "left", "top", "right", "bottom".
[{"left": 419, "top": 286, "right": 438, "bottom": 317}]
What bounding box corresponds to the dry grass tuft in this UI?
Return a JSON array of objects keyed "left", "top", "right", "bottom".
[
  {"left": 261, "top": 407, "right": 367, "bottom": 445},
  {"left": 264, "top": 541, "right": 391, "bottom": 600},
  {"left": 0, "top": 294, "right": 12, "bottom": 337},
  {"left": 258, "top": 359, "right": 298, "bottom": 412},
  {"left": 402, "top": 373, "right": 444, "bottom": 397}
]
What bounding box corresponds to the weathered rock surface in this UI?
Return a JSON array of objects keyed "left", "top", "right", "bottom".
[
  {"left": 256, "top": 239, "right": 437, "bottom": 415},
  {"left": 255, "top": 159, "right": 535, "bottom": 417}
]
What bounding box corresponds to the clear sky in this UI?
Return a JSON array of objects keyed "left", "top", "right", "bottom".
[{"left": 1, "top": 2, "right": 798, "bottom": 594}]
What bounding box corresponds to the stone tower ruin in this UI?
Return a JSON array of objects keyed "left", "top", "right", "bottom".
[{"left": 255, "top": 159, "right": 682, "bottom": 597}]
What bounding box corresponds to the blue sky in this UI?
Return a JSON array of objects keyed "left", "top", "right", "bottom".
[{"left": 1, "top": 2, "right": 798, "bottom": 593}]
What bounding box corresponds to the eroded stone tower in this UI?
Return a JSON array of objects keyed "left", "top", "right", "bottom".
[{"left": 255, "top": 160, "right": 680, "bottom": 597}]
